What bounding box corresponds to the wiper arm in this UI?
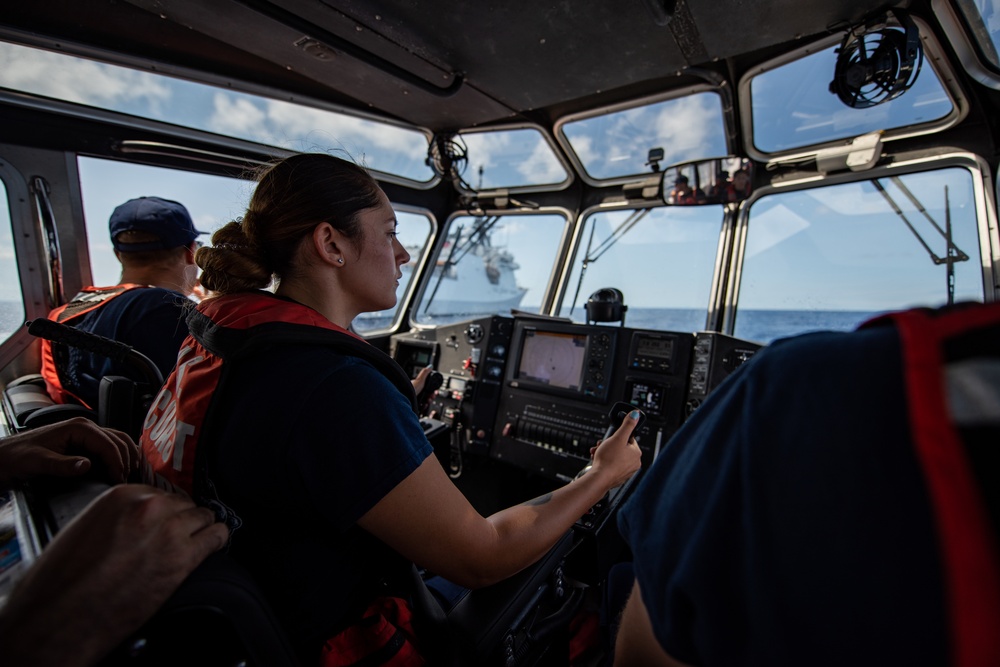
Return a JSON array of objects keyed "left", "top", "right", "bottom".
[
  {"left": 421, "top": 216, "right": 501, "bottom": 315},
  {"left": 872, "top": 178, "right": 969, "bottom": 265},
  {"left": 449, "top": 215, "right": 500, "bottom": 265},
  {"left": 422, "top": 224, "right": 463, "bottom": 315},
  {"left": 568, "top": 220, "right": 598, "bottom": 316},
  {"left": 567, "top": 208, "right": 650, "bottom": 315},
  {"left": 873, "top": 178, "right": 968, "bottom": 306}
]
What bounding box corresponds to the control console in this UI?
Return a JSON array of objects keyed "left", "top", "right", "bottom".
[
  {"left": 685, "top": 332, "right": 762, "bottom": 418},
  {"left": 490, "top": 317, "right": 693, "bottom": 482},
  {"left": 390, "top": 315, "right": 513, "bottom": 454}
]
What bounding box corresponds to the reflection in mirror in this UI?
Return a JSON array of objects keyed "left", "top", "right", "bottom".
[{"left": 662, "top": 157, "right": 754, "bottom": 205}]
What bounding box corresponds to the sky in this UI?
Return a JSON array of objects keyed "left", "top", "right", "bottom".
[{"left": 0, "top": 30, "right": 992, "bottom": 327}]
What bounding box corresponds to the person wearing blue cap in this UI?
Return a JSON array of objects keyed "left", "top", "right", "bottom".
[{"left": 40, "top": 196, "right": 205, "bottom": 410}]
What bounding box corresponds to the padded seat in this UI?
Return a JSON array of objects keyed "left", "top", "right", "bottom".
[
  {"left": 1, "top": 374, "right": 98, "bottom": 431},
  {"left": 98, "top": 551, "right": 302, "bottom": 667}
]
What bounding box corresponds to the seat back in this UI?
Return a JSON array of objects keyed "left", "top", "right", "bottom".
[
  {"left": 10, "top": 475, "right": 302, "bottom": 667},
  {"left": 16, "top": 319, "right": 165, "bottom": 441},
  {"left": 98, "top": 551, "right": 302, "bottom": 667},
  {"left": 1, "top": 374, "right": 98, "bottom": 431}
]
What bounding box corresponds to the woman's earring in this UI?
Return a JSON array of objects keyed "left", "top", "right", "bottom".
[{"left": 337, "top": 258, "right": 344, "bottom": 264}]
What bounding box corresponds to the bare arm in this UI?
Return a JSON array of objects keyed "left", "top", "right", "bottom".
[
  {"left": 0, "top": 417, "right": 138, "bottom": 489},
  {"left": 0, "top": 484, "right": 229, "bottom": 667},
  {"left": 614, "top": 580, "right": 693, "bottom": 667},
  {"left": 410, "top": 365, "right": 433, "bottom": 395},
  {"left": 358, "top": 411, "right": 643, "bottom": 588}
]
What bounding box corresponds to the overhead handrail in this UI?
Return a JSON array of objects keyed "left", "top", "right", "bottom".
[
  {"left": 115, "top": 140, "right": 276, "bottom": 170},
  {"left": 30, "top": 176, "right": 65, "bottom": 308}
]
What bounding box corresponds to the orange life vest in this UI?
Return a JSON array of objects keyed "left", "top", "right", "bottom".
[
  {"left": 40, "top": 284, "right": 148, "bottom": 407},
  {"left": 139, "top": 290, "right": 416, "bottom": 507}
]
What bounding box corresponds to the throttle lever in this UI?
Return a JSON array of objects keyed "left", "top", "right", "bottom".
[{"left": 417, "top": 370, "right": 444, "bottom": 414}]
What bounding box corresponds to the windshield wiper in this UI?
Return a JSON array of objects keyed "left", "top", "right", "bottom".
[
  {"left": 872, "top": 177, "right": 968, "bottom": 305},
  {"left": 422, "top": 215, "right": 500, "bottom": 314},
  {"left": 567, "top": 208, "right": 650, "bottom": 315}
]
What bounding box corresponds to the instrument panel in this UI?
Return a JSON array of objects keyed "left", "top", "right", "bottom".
[{"left": 391, "top": 315, "right": 761, "bottom": 483}]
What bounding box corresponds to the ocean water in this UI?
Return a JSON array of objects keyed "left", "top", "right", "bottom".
[
  {"left": 623, "top": 307, "right": 880, "bottom": 344},
  {"left": 0, "top": 301, "right": 25, "bottom": 341},
  {"left": 3, "top": 300, "right": 878, "bottom": 347}
]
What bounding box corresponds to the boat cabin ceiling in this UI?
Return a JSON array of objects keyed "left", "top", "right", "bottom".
[{"left": 0, "top": 0, "right": 917, "bottom": 132}]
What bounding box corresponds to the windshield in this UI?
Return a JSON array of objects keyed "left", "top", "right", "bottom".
[
  {"left": 559, "top": 206, "right": 723, "bottom": 332},
  {"left": 734, "top": 166, "right": 984, "bottom": 342},
  {"left": 459, "top": 127, "right": 570, "bottom": 190},
  {"left": 559, "top": 91, "right": 728, "bottom": 182},
  {"left": 412, "top": 212, "right": 567, "bottom": 326}
]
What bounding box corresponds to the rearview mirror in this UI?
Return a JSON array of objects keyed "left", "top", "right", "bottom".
[{"left": 662, "top": 157, "right": 754, "bottom": 206}]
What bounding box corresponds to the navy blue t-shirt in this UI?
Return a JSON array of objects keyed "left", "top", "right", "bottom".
[
  {"left": 60, "top": 287, "right": 190, "bottom": 407},
  {"left": 618, "top": 326, "right": 947, "bottom": 665},
  {"left": 204, "top": 341, "right": 433, "bottom": 661}
]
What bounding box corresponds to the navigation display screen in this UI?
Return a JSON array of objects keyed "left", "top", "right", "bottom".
[{"left": 516, "top": 330, "right": 588, "bottom": 390}]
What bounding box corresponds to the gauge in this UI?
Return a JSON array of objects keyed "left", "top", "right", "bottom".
[{"left": 465, "top": 323, "right": 485, "bottom": 344}]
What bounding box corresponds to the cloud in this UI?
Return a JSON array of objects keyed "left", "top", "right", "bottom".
[
  {"left": 0, "top": 42, "right": 171, "bottom": 111},
  {"left": 0, "top": 42, "right": 431, "bottom": 180},
  {"left": 462, "top": 130, "right": 568, "bottom": 187},
  {"left": 563, "top": 93, "right": 727, "bottom": 178},
  {"left": 206, "top": 93, "right": 429, "bottom": 173},
  {"left": 518, "top": 139, "right": 568, "bottom": 184}
]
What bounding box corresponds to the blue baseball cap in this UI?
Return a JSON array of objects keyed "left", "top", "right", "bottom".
[{"left": 109, "top": 196, "right": 205, "bottom": 252}]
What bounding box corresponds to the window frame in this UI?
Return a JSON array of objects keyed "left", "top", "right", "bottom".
[
  {"left": 554, "top": 198, "right": 732, "bottom": 333},
  {"left": 454, "top": 123, "right": 575, "bottom": 194},
  {"left": 0, "top": 35, "right": 438, "bottom": 189},
  {"left": 723, "top": 150, "right": 1000, "bottom": 338},
  {"left": 406, "top": 206, "right": 575, "bottom": 329},
  {"left": 0, "top": 156, "right": 50, "bottom": 366},
  {"left": 737, "top": 16, "right": 968, "bottom": 164},
  {"left": 553, "top": 84, "right": 728, "bottom": 188},
  {"left": 933, "top": 0, "right": 1000, "bottom": 90}
]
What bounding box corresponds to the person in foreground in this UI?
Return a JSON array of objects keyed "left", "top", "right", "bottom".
[
  {"left": 0, "top": 418, "right": 229, "bottom": 667},
  {"left": 613, "top": 302, "right": 1000, "bottom": 666},
  {"left": 138, "top": 152, "right": 643, "bottom": 664}
]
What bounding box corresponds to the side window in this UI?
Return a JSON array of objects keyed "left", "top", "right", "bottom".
[
  {"left": 735, "top": 167, "right": 984, "bottom": 343},
  {"left": 353, "top": 209, "right": 434, "bottom": 334},
  {"left": 0, "top": 180, "right": 23, "bottom": 343},
  {"left": 78, "top": 157, "right": 253, "bottom": 287},
  {"left": 413, "top": 212, "right": 567, "bottom": 326},
  {"left": 560, "top": 206, "right": 722, "bottom": 332}
]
